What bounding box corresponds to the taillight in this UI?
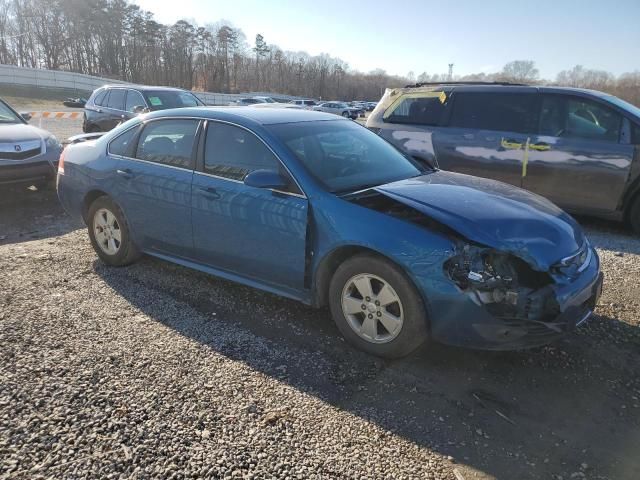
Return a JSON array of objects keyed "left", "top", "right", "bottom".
[{"left": 57, "top": 149, "right": 65, "bottom": 175}]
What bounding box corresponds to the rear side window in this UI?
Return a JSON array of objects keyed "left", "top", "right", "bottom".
[
  {"left": 93, "top": 89, "right": 108, "bottom": 106},
  {"left": 135, "top": 119, "right": 199, "bottom": 169},
  {"left": 384, "top": 95, "right": 446, "bottom": 126},
  {"left": 450, "top": 92, "right": 537, "bottom": 134},
  {"left": 107, "top": 89, "right": 126, "bottom": 110},
  {"left": 108, "top": 126, "right": 139, "bottom": 157},
  {"left": 539, "top": 95, "right": 622, "bottom": 142}
]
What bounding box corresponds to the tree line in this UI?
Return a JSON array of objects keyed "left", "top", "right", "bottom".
[{"left": 0, "top": 0, "right": 638, "bottom": 105}]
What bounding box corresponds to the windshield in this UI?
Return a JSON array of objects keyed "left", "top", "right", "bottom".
[
  {"left": 260, "top": 97, "right": 276, "bottom": 103},
  {"left": 142, "top": 90, "right": 203, "bottom": 111},
  {"left": 0, "top": 100, "right": 23, "bottom": 124},
  {"left": 268, "top": 120, "right": 425, "bottom": 193}
]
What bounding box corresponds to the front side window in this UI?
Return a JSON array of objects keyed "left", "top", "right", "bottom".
[
  {"left": 450, "top": 92, "right": 537, "bottom": 134},
  {"left": 268, "top": 120, "right": 425, "bottom": 194},
  {"left": 204, "top": 122, "right": 283, "bottom": 182},
  {"left": 135, "top": 119, "right": 199, "bottom": 169},
  {"left": 125, "top": 90, "right": 146, "bottom": 113},
  {"left": 108, "top": 125, "right": 139, "bottom": 157},
  {"left": 384, "top": 94, "right": 446, "bottom": 126},
  {"left": 142, "top": 90, "right": 202, "bottom": 111},
  {"left": 539, "top": 95, "right": 622, "bottom": 142},
  {"left": 107, "top": 89, "right": 126, "bottom": 111}
]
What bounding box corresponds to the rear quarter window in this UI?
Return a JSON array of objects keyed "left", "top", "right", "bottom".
[
  {"left": 384, "top": 94, "right": 446, "bottom": 126},
  {"left": 93, "top": 89, "right": 108, "bottom": 106}
]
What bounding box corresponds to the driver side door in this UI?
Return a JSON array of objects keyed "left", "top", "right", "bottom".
[
  {"left": 524, "top": 94, "right": 634, "bottom": 214},
  {"left": 191, "top": 120, "right": 308, "bottom": 293}
]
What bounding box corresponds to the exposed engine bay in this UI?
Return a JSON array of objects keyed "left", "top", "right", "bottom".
[
  {"left": 347, "top": 190, "right": 561, "bottom": 323},
  {"left": 444, "top": 245, "right": 559, "bottom": 322}
]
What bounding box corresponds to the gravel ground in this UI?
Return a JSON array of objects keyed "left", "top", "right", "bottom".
[{"left": 1, "top": 188, "right": 639, "bottom": 480}]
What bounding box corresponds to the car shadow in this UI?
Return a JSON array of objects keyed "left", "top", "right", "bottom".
[
  {"left": 0, "top": 186, "right": 81, "bottom": 245},
  {"left": 94, "top": 255, "right": 640, "bottom": 480}
]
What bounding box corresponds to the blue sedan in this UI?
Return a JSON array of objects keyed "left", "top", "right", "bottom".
[{"left": 57, "top": 107, "right": 603, "bottom": 358}]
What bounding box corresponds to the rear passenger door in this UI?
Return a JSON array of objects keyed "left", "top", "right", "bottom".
[
  {"left": 523, "top": 94, "right": 634, "bottom": 213},
  {"left": 103, "top": 88, "right": 127, "bottom": 131},
  {"left": 434, "top": 91, "right": 537, "bottom": 187},
  {"left": 89, "top": 89, "right": 112, "bottom": 131},
  {"left": 112, "top": 118, "right": 201, "bottom": 257}
]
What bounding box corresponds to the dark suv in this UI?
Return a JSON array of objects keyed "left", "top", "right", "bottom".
[
  {"left": 83, "top": 85, "right": 204, "bottom": 133},
  {"left": 366, "top": 83, "right": 640, "bottom": 232}
]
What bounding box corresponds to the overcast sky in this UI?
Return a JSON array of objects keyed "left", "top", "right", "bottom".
[{"left": 133, "top": 0, "right": 640, "bottom": 79}]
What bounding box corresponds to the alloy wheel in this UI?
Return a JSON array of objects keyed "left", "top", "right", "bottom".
[
  {"left": 93, "top": 208, "right": 122, "bottom": 255},
  {"left": 341, "top": 273, "right": 404, "bottom": 344}
]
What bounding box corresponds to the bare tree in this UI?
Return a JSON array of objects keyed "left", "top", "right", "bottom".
[{"left": 499, "top": 60, "right": 540, "bottom": 83}]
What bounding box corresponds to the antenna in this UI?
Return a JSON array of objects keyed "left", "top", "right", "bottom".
[{"left": 448, "top": 63, "right": 454, "bottom": 81}]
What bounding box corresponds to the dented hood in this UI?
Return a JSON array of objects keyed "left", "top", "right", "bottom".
[{"left": 374, "top": 171, "right": 585, "bottom": 270}]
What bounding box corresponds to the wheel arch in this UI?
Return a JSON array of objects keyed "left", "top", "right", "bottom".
[
  {"left": 82, "top": 189, "right": 110, "bottom": 224},
  {"left": 312, "top": 245, "right": 430, "bottom": 318}
]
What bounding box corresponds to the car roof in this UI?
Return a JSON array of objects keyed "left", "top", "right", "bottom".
[
  {"left": 403, "top": 82, "right": 617, "bottom": 98},
  {"left": 143, "top": 106, "right": 345, "bottom": 125},
  {"left": 99, "top": 84, "right": 191, "bottom": 92}
]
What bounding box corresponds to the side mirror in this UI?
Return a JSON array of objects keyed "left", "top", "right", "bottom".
[
  {"left": 20, "top": 112, "right": 32, "bottom": 122},
  {"left": 244, "top": 169, "right": 289, "bottom": 190},
  {"left": 132, "top": 105, "right": 149, "bottom": 114}
]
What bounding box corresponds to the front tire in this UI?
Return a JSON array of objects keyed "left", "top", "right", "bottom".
[
  {"left": 87, "top": 196, "right": 140, "bottom": 266},
  {"left": 329, "top": 254, "right": 429, "bottom": 358},
  {"left": 341, "top": 111, "right": 350, "bottom": 118}
]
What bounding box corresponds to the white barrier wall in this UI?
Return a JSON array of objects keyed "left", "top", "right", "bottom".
[{"left": 0, "top": 65, "right": 305, "bottom": 105}]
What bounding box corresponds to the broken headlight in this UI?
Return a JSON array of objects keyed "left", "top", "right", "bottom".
[{"left": 445, "top": 245, "right": 520, "bottom": 306}]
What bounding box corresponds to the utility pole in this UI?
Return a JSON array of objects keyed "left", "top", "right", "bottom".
[{"left": 448, "top": 63, "right": 454, "bottom": 81}]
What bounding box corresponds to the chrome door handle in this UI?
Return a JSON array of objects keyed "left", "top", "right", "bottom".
[
  {"left": 197, "top": 186, "right": 220, "bottom": 199},
  {"left": 116, "top": 168, "right": 133, "bottom": 179}
]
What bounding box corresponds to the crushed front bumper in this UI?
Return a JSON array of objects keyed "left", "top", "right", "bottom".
[
  {"left": 469, "top": 271, "right": 603, "bottom": 350},
  {"left": 427, "top": 246, "right": 603, "bottom": 350}
]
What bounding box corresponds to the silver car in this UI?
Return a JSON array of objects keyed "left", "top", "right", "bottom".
[
  {"left": 0, "top": 98, "right": 62, "bottom": 189},
  {"left": 313, "top": 102, "right": 359, "bottom": 119}
]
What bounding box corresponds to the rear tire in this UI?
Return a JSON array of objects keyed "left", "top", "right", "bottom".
[
  {"left": 628, "top": 195, "right": 640, "bottom": 235},
  {"left": 87, "top": 196, "right": 140, "bottom": 266},
  {"left": 329, "top": 254, "right": 429, "bottom": 358},
  {"left": 341, "top": 111, "right": 350, "bottom": 118}
]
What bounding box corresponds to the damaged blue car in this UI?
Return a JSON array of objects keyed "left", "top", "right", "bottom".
[{"left": 57, "top": 107, "right": 603, "bottom": 358}]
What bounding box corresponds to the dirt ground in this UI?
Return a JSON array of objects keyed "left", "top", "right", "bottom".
[{"left": 1, "top": 186, "right": 639, "bottom": 480}]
